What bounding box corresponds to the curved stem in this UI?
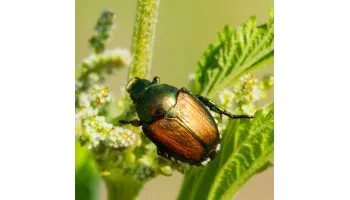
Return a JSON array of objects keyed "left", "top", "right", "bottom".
[{"left": 128, "top": 0, "right": 160, "bottom": 80}]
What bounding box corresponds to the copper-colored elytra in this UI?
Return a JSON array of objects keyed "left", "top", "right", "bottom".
[
  {"left": 148, "top": 118, "right": 205, "bottom": 161},
  {"left": 176, "top": 91, "right": 219, "bottom": 147}
]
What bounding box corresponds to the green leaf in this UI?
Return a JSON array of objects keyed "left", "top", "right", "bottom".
[
  {"left": 177, "top": 104, "right": 274, "bottom": 200},
  {"left": 208, "top": 104, "right": 274, "bottom": 200},
  {"left": 75, "top": 140, "right": 100, "bottom": 200},
  {"left": 255, "top": 161, "right": 273, "bottom": 174},
  {"left": 194, "top": 5, "right": 274, "bottom": 98}
]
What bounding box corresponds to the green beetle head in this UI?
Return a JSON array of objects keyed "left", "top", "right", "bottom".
[{"left": 126, "top": 77, "right": 152, "bottom": 102}]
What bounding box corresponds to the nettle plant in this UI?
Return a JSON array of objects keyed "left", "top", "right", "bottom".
[{"left": 75, "top": 1, "right": 274, "bottom": 200}]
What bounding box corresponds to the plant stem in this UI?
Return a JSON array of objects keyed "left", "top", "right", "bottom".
[
  {"left": 105, "top": 176, "right": 144, "bottom": 200},
  {"left": 104, "top": 1, "right": 161, "bottom": 199},
  {"left": 128, "top": 0, "right": 160, "bottom": 80}
]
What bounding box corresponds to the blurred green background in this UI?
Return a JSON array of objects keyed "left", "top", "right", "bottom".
[{"left": 76, "top": 0, "right": 273, "bottom": 199}]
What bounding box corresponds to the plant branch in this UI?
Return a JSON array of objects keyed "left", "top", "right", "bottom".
[{"left": 128, "top": 0, "right": 160, "bottom": 80}]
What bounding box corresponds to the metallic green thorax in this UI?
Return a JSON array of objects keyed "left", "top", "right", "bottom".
[{"left": 127, "top": 77, "right": 178, "bottom": 123}]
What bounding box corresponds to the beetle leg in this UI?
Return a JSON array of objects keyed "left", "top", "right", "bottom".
[
  {"left": 151, "top": 76, "right": 160, "bottom": 84},
  {"left": 195, "top": 95, "right": 253, "bottom": 119},
  {"left": 156, "top": 148, "right": 168, "bottom": 158},
  {"left": 119, "top": 119, "right": 143, "bottom": 127}
]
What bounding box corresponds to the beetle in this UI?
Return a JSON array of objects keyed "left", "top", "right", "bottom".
[{"left": 119, "top": 76, "right": 252, "bottom": 166}]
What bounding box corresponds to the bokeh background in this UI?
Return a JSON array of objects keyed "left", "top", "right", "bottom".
[{"left": 76, "top": 0, "right": 274, "bottom": 199}]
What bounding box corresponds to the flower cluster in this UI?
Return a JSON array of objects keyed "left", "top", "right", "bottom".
[
  {"left": 76, "top": 85, "right": 111, "bottom": 119},
  {"left": 219, "top": 73, "right": 274, "bottom": 115},
  {"left": 81, "top": 116, "right": 136, "bottom": 150},
  {"left": 76, "top": 85, "right": 136, "bottom": 151},
  {"left": 89, "top": 9, "right": 117, "bottom": 54},
  {"left": 75, "top": 48, "right": 131, "bottom": 97},
  {"left": 128, "top": 164, "right": 155, "bottom": 181},
  {"left": 215, "top": 74, "right": 273, "bottom": 132}
]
